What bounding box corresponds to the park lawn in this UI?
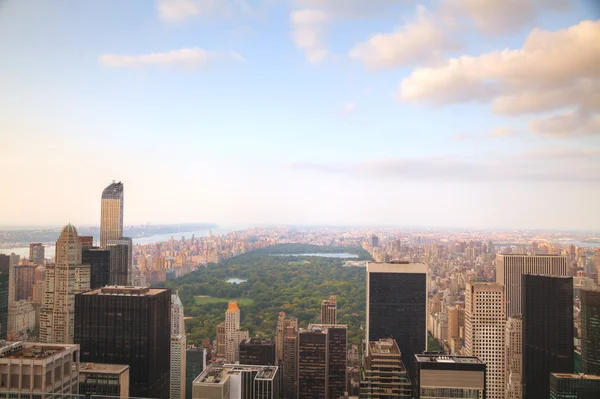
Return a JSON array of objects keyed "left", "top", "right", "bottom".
[{"left": 194, "top": 296, "right": 254, "bottom": 306}]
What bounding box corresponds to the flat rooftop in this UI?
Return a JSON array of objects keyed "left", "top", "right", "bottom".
[
  {"left": 552, "top": 373, "right": 600, "bottom": 380},
  {"left": 0, "top": 342, "right": 77, "bottom": 360},
  {"left": 369, "top": 339, "right": 400, "bottom": 355},
  {"left": 415, "top": 354, "right": 484, "bottom": 364},
  {"left": 194, "top": 363, "right": 278, "bottom": 385},
  {"left": 80, "top": 363, "right": 129, "bottom": 374},
  {"left": 81, "top": 286, "right": 166, "bottom": 296}
]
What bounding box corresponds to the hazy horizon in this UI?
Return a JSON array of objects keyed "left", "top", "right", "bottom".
[{"left": 2, "top": 1, "right": 599, "bottom": 231}]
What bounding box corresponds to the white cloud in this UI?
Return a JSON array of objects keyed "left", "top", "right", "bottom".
[
  {"left": 340, "top": 101, "right": 357, "bottom": 116},
  {"left": 99, "top": 48, "right": 243, "bottom": 69},
  {"left": 399, "top": 20, "right": 600, "bottom": 137},
  {"left": 349, "top": 5, "right": 460, "bottom": 69},
  {"left": 490, "top": 127, "right": 516, "bottom": 137},
  {"left": 290, "top": 9, "right": 329, "bottom": 63},
  {"left": 156, "top": 0, "right": 252, "bottom": 23},
  {"left": 294, "top": 0, "right": 397, "bottom": 17},
  {"left": 529, "top": 111, "right": 600, "bottom": 138}
]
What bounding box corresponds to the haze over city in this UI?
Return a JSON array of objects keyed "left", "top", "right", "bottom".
[{"left": 1, "top": 0, "right": 599, "bottom": 230}]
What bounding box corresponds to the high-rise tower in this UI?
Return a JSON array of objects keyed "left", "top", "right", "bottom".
[
  {"left": 366, "top": 261, "right": 427, "bottom": 374},
  {"left": 100, "top": 181, "right": 124, "bottom": 249},
  {"left": 320, "top": 295, "right": 337, "bottom": 324},
  {"left": 522, "top": 275, "right": 573, "bottom": 399},
  {"left": 40, "top": 224, "right": 90, "bottom": 343},
  {"left": 465, "top": 282, "right": 505, "bottom": 399},
  {"left": 0, "top": 254, "right": 9, "bottom": 340},
  {"left": 171, "top": 292, "right": 187, "bottom": 399},
  {"left": 29, "top": 243, "right": 45, "bottom": 265},
  {"left": 581, "top": 288, "right": 600, "bottom": 375},
  {"left": 223, "top": 301, "right": 249, "bottom": 363}
]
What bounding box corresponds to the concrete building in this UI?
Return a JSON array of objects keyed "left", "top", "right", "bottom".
[
  {"left": 31, "top": 265, "right": 45, "bottom": 304},
  {"left": 100, "top": 181, "right": 124, "bottom": 249},
  {"left": 40, "top": 224, "right": 91, "bottom": 344},
  {"left": 82, "top": 247, "right": 111, "bottom": 289},
  {"left": 223, "top": 301, "right": 249, "bottom": 363},
  {"left": 75, "top": 286, "right": 171, "bottom": 399},
  {"left": 78, "top": 362, "right": 130, "bottom": 398},
  {"left": 320, "top": 295, "right": 337, "bottom": 325},
  {"left": 275, "top": 311, "right": 297, "bottom": 363},
  {"left": 297, "top": 324, "right": 347, "bottom": 399},
  {"left": 14, "top": 263, "right": 36, "bottom": 301},
  {"left": 550, "top": 373, "right": 600, "bottom": 399},
  {"left": 580, "top": 288, "right": 600, "bottom": 375},
  {"left": 360, "top": 339, "right": 411, "bottom": 398},
  {"left": 29, "top": 243, "right": 45, "bottom": 265},
  {"left": 186, "top": 347, "right": 206, "bottom": 399},
  {"left": 413, "top": 354, "right": 486, "bottom": 399},
  {"left": 192, "top": 363, "right": 279, "bottom": 399},
  {"left": 505, "top": 316, "right": 522, "bottom": 399},
  {"left": 172, "top": 292, "right": 187, "bottom": 399},
  {"left": 366, "top": 261, "right": 427, "bottom": 375},
  {"left": 107, "top": 242, "right": 129, "bottom": 286},
  {"left": 0, "top": 341, "right": 80, "bottom": 397},
  {"left": 522, "top": 275, "right": 573, "bottom": 399},
  {"left": 282, "top": 325, "right": 298, "bottom": 399},
  {"left": 496, "top": 254, "right": 569, "bottom": 318},
  {"left": 240, "top": 338, "right": 276, "bottom": 366},
  {"left": 7, "top": 300, "right": 36, "bottom": 340},
  {"left": 465, "top": 282, "right": 505, "bottom": 399}
]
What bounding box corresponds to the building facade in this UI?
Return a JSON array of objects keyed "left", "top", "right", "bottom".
[
  {"left": 275, "top": 311, "right": 298, "bottom": 363},
  {"left": 107, "top": 243, "right": 129, "bottom": 286},
  {"left": 192, "top": 363, "right": 278, "bottom": 399},
  {"left": 0, "top": 254, "right": 9, "bottom": 340},
  {"left": 283, "top": 325, "right": 298, "bottom": 399},
  {"left": 223, "top": 301, "right": 249, "bottom": 363},
  {"left": 496, "top": 254, "right": 569, "bottom": 318},
  {"left": 522, "top": 275, "right": 574, "bottom": 399},
  {"left": 240, "top": 338, "right": 276, "bottom": 366},
  {"left": 75, "top": 286, "right": 171, "bottom": 399},
  {"left": 171, "top": 292, "right": 187, "bottom": 399},
  {"left": 465, "top": 282, "right": 505, "bottom": 399},
  {"left": 40, "top": 224, "right": 91, "bottom": 344},
  {"left": 505, "top": 316, "right": 522, "bottom": 399},
  {"left": 185, "top": 348, "right": 206, "bottom": 399},
  {"left": 581, "top": 288, "right": 600, "bottom": 375},
  {"left": 413, "top": 354, "right": 486, "bottom": 399},
  {"left": 366, "top": 261, "right": 427, "bottom": 375},
  {"left": 360, "top": 339, "right": 411, "bottom": 398},
  {"left": 100, "top": 181, "right": 124, "bottom": 249},
  {"left": 29, "top": 243, "right": 45, "bottom": 265},
  {"left": 550, "top": 373, "right": 600, "bottom": 399},
  {"left": 14, "top": 263, "right": 36, "bottom": 301},
  {"left": 82, "top": 247, "right": 111, "bottom": 289},
  {"left": 78, "top": 363, "right": 130, "bottom": 398},
  {"left": 320, "top": 295, "right": 337, "bottom": 325}
]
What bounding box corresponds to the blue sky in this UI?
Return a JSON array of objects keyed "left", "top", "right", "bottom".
[{"left": 1, "top": 0, "right": 599, "bottom": 230}]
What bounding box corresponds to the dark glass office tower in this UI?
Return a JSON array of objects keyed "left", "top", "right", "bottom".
[
  {"left": 82, "top": 247, "right": 111, "bottom": 289},
  {"left": 581, "top": 289, "right": 600, "bottom": 375},
  {"left": 366, "top": 261, "right": 427, "bottom": 375},
  {"left": 240, "top": 338, "right": 276, "bottom": 365},
  {"left": 522, "top": 274, "right": 573, "bottom": 399},
  {"left": 550, "top": 373, "right": 600, "bottom": 399},
  {"left": 75, "top": 286, "right": 171, "bottom": 399},
  {"left": 0, "top": 254, "right": 9, "bottom": 340},
  {"left": 107, "top": 243, "right": 128, "bottom": 285},
  {"left": 185, "top": 347, "right": 205, "bottom": 399}
]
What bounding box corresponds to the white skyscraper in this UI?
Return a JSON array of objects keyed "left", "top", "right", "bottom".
[
  {"left": 505, "top": 316, "right": 522, "bottom": 399},
  {"left": 465, "top": 282, "right": 506, "bottom": 399},
  {"left": 171, "top": 292, "right": 186, "bottom": 399},
  {"left": 224, "top": 301, "right": 249, "bottom": 363}
]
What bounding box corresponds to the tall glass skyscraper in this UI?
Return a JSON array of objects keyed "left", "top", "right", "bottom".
[
  {"left": 100, "top": 181, "right": 124, "bottom": 248},
  {"left": 581, "top": 288, "right": 600, "bottom": 375},
  {"left": 0, "top": 254, "right": 9, "bottom": 340}
]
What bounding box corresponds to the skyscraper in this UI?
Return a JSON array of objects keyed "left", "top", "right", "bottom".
[
  {"left": 29, "top": 243, "right": 44, "bottom": 265},
  {"left": 366, "top": 261, "right": 427, "bottom": 374},
  {"left": 505, "top": 316, "right": 522, "bottom": 399},
  {"left": 107, "top": 242, "right": 129, "bottom": 285},
  {"left": 465, "top": 282, "right": 505, "bottom": 399},
  {"left": 360, "top": 339, "right": 411, "bottom": 398},
  {"left": 276, "top": 311, "right": 298, "bottom": 363},
  {"left": 496, "top": 254, "right": 569, "bottom": 318},
  {"left": 320, "top": 295, "right": 337, "bottom": 324},
  {"left": 581, "top": 288, "right": 600, "bottom": 375},
  {"left": 171, "top": 292, "right": 187, "bottom": 399},
  {"left": 522, "top": 275, "right": 573, "bottom": 399},
  {"left": 82, "top": 247, "right": 111, "bottom": 289},
  {"left": 297, "top": 324, "right": 347, "bottom": 399},
  {"left": 224, "top": 301, "right": 249, "bottom": 363},
  {"left": 14, "top": 263, "right": 36, "bottom": 301},
  {"left": 0, "top": 254, "right": 9, "bottom": 340},
  {"left": 413, "top": 354, "right": 486, "bottom": 399},
  {"left": 240, "top": 338, "right": 276, "bottom": 365},
  {"left": 185, "top": 347, "right": 206, "bottom": 399},
  {"left": 75, "top": 286, "right": 171, "bottom": 399},
  {"left": 283, "top": 325, "right": 298, "bottom": 399},
  {"left": 193, "top": 363, "right": 279, "bottom": 399},
  {"left": 100, "top": 181, "right": 124, "bottom": 249},
  {"left": 40, "top": 224, "right": 90, "bottom": 344},
  {"left": 550, "top": 373, "right": 600, "bottom": 399}
]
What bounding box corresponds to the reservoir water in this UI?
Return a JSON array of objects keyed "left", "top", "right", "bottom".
[
  {"left": 226, "top": 278, "right": 247, "bottom": 284},
  {"left": 273, "top": 253, "right": 359, "bottom": 259}
]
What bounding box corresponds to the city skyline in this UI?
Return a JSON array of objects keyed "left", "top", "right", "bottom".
[{"left": 1, "top": 1, "right": 599, "bottom": 230}]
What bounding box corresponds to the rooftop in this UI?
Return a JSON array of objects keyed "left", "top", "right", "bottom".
[
  {"left": 415, "top": 354, "right": 484, "bottom": 364},
  {"left": 552, "top": 373, "right": 600, "bottom": 380},
  {"left": 101, "top": 181, "right": 123, "bottom": 199},
  {"left": 194, "top": 363, "right": 278, "bottom": 385},
  {"left": 81, "top": 286, "right": 167, "bottom": 296},
  {"left": 369, "top": 339, "right": 400, "bottom": 355},
  {"left": 80, "top": 363, "right": 129, "bottom": 374},
  {"left": 0, "top": 342, "right": 78, "bottom": 360}
]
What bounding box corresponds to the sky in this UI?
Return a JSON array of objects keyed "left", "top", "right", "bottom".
[{"left": 1, "top": 0, "right": 599, "bottom": 231}]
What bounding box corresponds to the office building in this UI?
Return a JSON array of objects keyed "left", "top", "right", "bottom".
[
  {"left": 40, "top": 224, "right": 90, "bottom": 344},
  {"left": 185, "top": 347, "right": 206, "bottom": 399},
  {"left": 0, "top": 254, "right": 9, "bottom": 340},
  {"left": 413, "top": 354, "right": 486, "bottom": 399},
  {"left": 320, "top": 295, "right": 337, "bottom": 325},
  {"left": 29, "top": 243, "right": 44, "bottom": 265},
  {"left": 108, "top": 237, "right": 133, "bottom": 282},
  {"left": 360, "top": 339, "right": 411, "bottom": 398},
  {"left": 14, "top": 263, "right": 36, "bottom": 301},
  {"left": 75, "top": 286, "right": 171, "bottom": 399},
  {"left": 172, "top": 292, "right": 187, "bottom": 399},
  {"left": 82, "top": 247, "right": 111, "bottom": 289},
  {"left": 369, "top": 235, "right": 379, "bottom": 248},
  {"left": 366, "top": 261, "right": 427, "bottom": 374},
  {"left": 240, "top": 338, "right": 276, "bottom": 366},
  {"left": 465, "top": 282, "right": 505, "bottom": 399},
  {"left": 297, "top": 324, "right": 347, "bottom": 399},
  {"left": 581, "top": 288, "right": 600, "bottom": 375},
  {"left": 550, "top": 373, "right": 600, "bottom": 399},
  {"left": 107, "top": 242, "right": 129, "bottom": 286},
  {"left": 0, "top": 341, "right": 80, "bottom": 396},
  {"left": 522, "top": 275, "right": 573, "bottom": 399},
  {"left": 496, "top": 254, "right": 569, "bottom": 318},
  {"left": 100, "top": 181, "right": 124, "bottom": 249},
  {"left": 79, "top": 363, "right": 130, "bottom": 398},
  {"left": 79, "top": 236, "right": 94, "bottom": 248},
  {"left": 275, "top": 311, "right": 298, "bottom": 363},
  {"left": 7, "top": 299, "right": 36, "bottom": 340},
  {"left": 31, "top": 264, "right": 45, "bottom": 304},
  {"left": 223, "top": 301, "right": 249, "bottom": 363},
  {"left": 192, "top": 363, "right": 279, "bottom": 399},
  {"left": 505, "top": 316, "right": 522, "bottom": 399},
  {"left": 283, "top": 325, "right": 298, "bottom": 399}
]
